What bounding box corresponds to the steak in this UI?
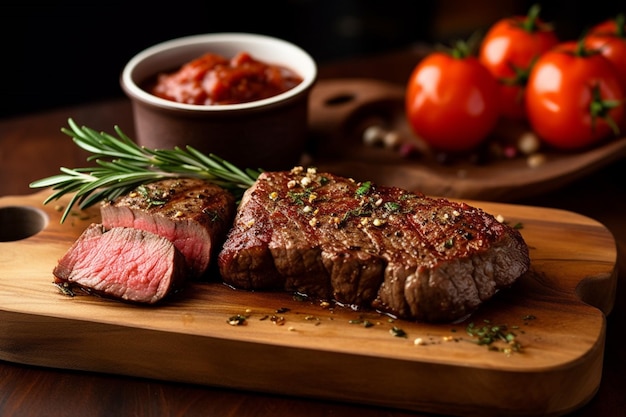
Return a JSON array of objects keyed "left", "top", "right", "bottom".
[
  {"left": 53, "top": 224, "right": 187, "bottom": 304},
  {"left": 101, "top": 178, "right": 236, "bottom": 279},
  {"left": 218, "top": 167, "right": 530, "bottom": 322}
]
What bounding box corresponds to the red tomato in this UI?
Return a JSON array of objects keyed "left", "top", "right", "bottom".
[
  {"left": 405, "top": 48, "right": 499, "bottom": 152},
  {"left": 590, "top": 13, "right": 625, "bottom": 34},
  {"left": 525, "top": 41, "right": 625, "bottom": 150},
  {"left": 586, "top": 14, "right": 626, "bottom": 92},
  {"left": 479, "top": 4, "right": 559, "bottom": 120}
]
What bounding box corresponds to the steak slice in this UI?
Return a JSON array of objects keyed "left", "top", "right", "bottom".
[
  {"left": 218, "top": 167, "right": 530, "bottom": 322},
  {"left": 53, "top": 223, "right": 187, "bottom": 304},
  {"left": 101, "top": 178, "right": 236, "bottom": 279}
]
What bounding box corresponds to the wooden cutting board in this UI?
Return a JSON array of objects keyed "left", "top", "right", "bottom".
[{"left": 0, "top": 191, "right": 617, "bottom": 417}]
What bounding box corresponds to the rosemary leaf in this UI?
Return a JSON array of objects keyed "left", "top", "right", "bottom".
[
  {"left": 31, "top": 118, "right": 263, "bottom": 222},
  {"left": 29, "top": 174, "right": 79, "bottom": 188}
]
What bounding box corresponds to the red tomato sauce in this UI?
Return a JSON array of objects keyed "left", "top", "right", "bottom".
[{"left": 149, "top": 52, "right": 303, "bottom": 105}]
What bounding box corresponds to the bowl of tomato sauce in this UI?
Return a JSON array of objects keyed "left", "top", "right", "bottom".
[{"left": 121, "top": 33, "right": 317, "bottom": 171}]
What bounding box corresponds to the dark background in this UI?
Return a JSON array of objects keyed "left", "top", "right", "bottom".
[{"left": 1, "top": 1, "right": 622, "bottom": 119}]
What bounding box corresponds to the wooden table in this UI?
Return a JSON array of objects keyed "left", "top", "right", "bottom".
[{"left": 1, "top": 47, "right": 625, "bottom": 417}]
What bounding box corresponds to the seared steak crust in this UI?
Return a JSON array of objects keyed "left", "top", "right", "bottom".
[
  {"left": 218, "top": 168, "right": 530, "bottom": 322},
  {"left": 101, "top": 178, "right": 236, "bottom": 279}
]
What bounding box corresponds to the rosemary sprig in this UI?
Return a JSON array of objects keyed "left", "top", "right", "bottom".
[{"left": 29, "top": 118, "right": 262, "bottom": 223}]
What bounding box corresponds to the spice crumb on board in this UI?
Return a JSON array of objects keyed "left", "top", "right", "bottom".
[
  {"left": 224, "top": 301, "right": 536, "bottom": 354},
  {"left": 227, "top": 314, "right": 247, "bottom": 326}
]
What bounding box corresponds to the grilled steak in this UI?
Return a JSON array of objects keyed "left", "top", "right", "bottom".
[
  {"left": 218, "top": 167, "right": 530, "bottom": 322},
  {"left": 101, "top": 178, "right": 236, "bottom": 279},
  {"left": 53, "top": 224, "right": 187, "bottom": 304}
]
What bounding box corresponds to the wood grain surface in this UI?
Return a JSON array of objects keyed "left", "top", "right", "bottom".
[{"left": 0, "top": 191, "right": 617, "bottom": 417}]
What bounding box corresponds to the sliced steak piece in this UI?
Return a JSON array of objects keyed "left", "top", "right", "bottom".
[
  {"left": 53, "top": 223, "right": 187, "bottom": 304},
  {"left": 101, "top": 178, "right": 236, "bottom": 279},
  {"left": 218, "top": 167, "right": 530, "bottom": 322}
]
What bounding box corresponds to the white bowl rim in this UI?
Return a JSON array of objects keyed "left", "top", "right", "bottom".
[{"left": 121, "top": 32, "right": 317, "bottom": 112}]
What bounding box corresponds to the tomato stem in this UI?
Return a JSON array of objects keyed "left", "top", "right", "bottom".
[
  {"left": 501, "top": 56, "right": 537, "bottom": 89},
  {"left": 574, "top": 37, "right": 602, "bottom": 57},
  {"left": 451, "top": 40, "right": 470, "bottom": 59},
  {"left": 519, "top": 3, "right": 553, "bottom": 33},
  {"left": 522, "top": 3, "right": 541, "bottom": 32},
  {"left": 447, "top": 32, "right": 481, "bottom": 59},
  {"left": 589, "top": 83, "right": 622, "bottom": 136}
]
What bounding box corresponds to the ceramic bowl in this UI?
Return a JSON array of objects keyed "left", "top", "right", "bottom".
[{"left": 121, "top": 33, "right": 317, "bottom": 171}]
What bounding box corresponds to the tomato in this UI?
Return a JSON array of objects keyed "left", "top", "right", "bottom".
[
  {"left": 525, "top": 41, "right": 625, "bottom": 150},
  {"left": 405, "top": 45, "right": 499, "bottom": 152},
  {"left": 479, "top": 4, "right": 559, "bottom": 120},
  {"left": 585, "top": 14, "right": 626, "bottom": 92},
  {"left": 590, "top": 13, "right": 626, "bottom": 35}
]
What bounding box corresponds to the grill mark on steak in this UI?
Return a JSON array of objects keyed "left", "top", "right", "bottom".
[
  {"left": 100, "top": 178, "right": 236, "bottom": 279},
  {"left": 53, "top": 224, "right": 187, "bottom": 304},
  {"left": 218, "top": 168, "right": 530, "bottom": 322}
]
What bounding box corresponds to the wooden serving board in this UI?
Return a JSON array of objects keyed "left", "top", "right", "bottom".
[{"left": 0, "top": 191, "right": 617, "bottom": 417}]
